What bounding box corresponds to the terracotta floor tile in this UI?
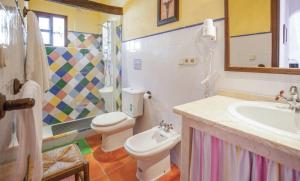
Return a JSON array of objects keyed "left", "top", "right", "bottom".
[
  {"left": 84, "top": 154, "right": 105, "bottom": 179},
  {"left": 107, "top": 159, "right": 137, "bottom": 181},
  {"left": 158, "top": 164, "right": 180, "bottom": 181},
  {"left": 93, "top": 147, "right": 128, "bottom": 163},
  {"left": 86, "top": 134, "right": 102, "bottom": 151},
  {"left": 83, "top": 137, "right": 180, "bottom": 181},
  {"left": 97, "top": 156, "right": 133, "bottom": 174},
  {"left": 92, "top": 175, "right": 110, "bottom": 181}
]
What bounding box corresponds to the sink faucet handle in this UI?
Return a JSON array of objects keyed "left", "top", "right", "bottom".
[
  {"left": 159, "top": 120, "right": 165, "bottom": 128},
  {"left": 275, "top": 90, "right": 285, "bottom": 101},
  {"left": 163, "top": 123, "right": 173, "bottom": 132}
]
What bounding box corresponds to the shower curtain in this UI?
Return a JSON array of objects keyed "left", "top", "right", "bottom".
[{"left": 191, "top": 129, "right": 300, "bottom": 181}]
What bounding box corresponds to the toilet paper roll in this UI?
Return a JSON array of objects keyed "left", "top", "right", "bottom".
[{"left": 144, "top": 91, "right": 152, "bottom": 99}]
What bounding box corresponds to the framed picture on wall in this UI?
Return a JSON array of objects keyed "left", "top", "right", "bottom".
[{"left": 157, "top": 0, "right": 179, "bottom": 26}]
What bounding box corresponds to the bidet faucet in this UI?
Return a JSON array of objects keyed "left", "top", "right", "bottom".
[
  {"left": 159, "top": 120, "right": 166, "bottom": 129},
  {"left": 276, "top": 86, "right": 300, "bottom": 112},
  {"left": 158, "top": 120, "right": 174, "bottom": 132},
  {"left": 164, "top": 123, "right": 174, "bottom": 132}
]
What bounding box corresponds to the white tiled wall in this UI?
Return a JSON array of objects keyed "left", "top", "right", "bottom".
[
  {"left": 122, "top": 20, "right": 300, "bottom": 165},
  {"left": 230, "top": 33, "right": 272, "bottom": 67}
]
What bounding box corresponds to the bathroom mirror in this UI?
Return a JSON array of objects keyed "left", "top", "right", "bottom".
[{"left": 225, "top": 0, "right": 300, "bottom": 74}]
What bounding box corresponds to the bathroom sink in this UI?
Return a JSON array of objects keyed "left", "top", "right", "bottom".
[{"left": 228, "top": 101, "right": 300, "bottom": 140}]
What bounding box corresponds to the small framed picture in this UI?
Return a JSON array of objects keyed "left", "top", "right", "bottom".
[{"left": 157, "top": 0, "right": 179, "bottom": 26}]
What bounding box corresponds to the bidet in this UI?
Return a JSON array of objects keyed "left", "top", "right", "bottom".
[{"left": 124, "top": 126, "right": 181, "bottom": 181}]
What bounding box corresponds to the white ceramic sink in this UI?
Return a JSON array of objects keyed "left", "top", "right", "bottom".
[{"left": 228, "top": 101, "right": 300, "bottom": 140}]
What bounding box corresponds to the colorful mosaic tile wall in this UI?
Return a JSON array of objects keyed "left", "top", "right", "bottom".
[
  {"left": 67, "top": 31, "right": 102, "bottom": 50},
  {"left": 43, "top": 32, "right": 105, "bottom": 125}
]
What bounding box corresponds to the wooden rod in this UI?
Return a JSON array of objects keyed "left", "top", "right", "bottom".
[
  {"left": 4, "top": 98, "right": 35, "bottom": 111},
  {"left": 0, "top": 93, "right": 35, "bottom": 119}
]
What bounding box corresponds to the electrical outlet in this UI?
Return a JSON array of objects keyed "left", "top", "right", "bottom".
[
  {"left": 179, "top": 58, "right": 197, "bottom": 65},
  {"left": 189, "top": 58, "right": 197, "bottom": 65}
]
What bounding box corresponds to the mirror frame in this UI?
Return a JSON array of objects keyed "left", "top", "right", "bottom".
[{"left": 225, "top": 0, "right": 300, "bottom": 75}]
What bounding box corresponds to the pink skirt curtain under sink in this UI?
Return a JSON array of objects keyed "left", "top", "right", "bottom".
[{"left": 191, "top": 129, "right": 300, "bottom": 181}]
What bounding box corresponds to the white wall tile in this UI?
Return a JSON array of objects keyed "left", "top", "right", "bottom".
[{"left": 122, "top": 20, "right": 300, "bottom": 165}]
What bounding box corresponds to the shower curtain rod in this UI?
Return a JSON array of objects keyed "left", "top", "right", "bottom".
[
  {"left": 14, "top": 0, "right": 30, "bottom": 27},
  {"left": 14, "top": 0, "right": 25, "bottom": 26}
]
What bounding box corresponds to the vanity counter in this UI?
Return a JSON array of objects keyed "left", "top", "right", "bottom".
[{"left": 174, "top": 95, "right": 300, "bottom": 180}]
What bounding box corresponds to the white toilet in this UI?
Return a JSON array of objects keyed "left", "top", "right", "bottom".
[
  {"left": 91, "top": 88, "right": 144, "bottom": 152},
  {"left": 124, "top": 126, "right": 181, "bottom": 181}
]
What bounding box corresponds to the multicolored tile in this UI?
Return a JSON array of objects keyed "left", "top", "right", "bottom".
[
  {"left": 77, "top": 139, "right": 93, "bottom": 155},
  {"left": 114, "top": 25, "right": 123, "bottom": 111},
  {"left": 43, "top": 28, "right": 123, "bottom": 125},
  {"left": 43, "top": 32, "right": 104, "bottom": 125},
  {"left": 67, "top": 31, "right": 102, "bottom": 51}
]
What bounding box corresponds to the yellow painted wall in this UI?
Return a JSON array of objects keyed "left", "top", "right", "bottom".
[
  {"left": 29, "top": 0, "right": 120, "bottom": 34},
  {"left": 123, "top": 0, "right": 224, "bottom": 41},
  {"left": 228, "top": 0, "right": 271, "bottom": 36}
]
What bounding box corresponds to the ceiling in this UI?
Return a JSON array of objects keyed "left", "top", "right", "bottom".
[{"left": 91, "top": 0, "right": 131, "bottom": 7}]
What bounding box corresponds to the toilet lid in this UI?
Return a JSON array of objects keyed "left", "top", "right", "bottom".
[{"left": 92, "top": 112, "right": 127, "bottom": 127}]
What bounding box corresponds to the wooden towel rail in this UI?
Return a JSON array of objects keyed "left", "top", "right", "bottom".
[{"left": 0, "top": 93, "right": 35, "bottom": 120}]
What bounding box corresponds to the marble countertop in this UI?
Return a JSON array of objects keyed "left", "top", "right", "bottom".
[{"left": 173, "top": 95, "right": 300, "bottom": 165}]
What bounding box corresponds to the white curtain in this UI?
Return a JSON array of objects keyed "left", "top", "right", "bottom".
[{"left": 0, "top": 3, "right": 26, "bottom": 181}]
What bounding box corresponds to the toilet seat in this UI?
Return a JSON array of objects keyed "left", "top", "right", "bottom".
[
  {"left": 91, "top": 112, "right": 135, "bottom": 135},
  {"left": 91, "top": 112, "right": 136, "bottom": 152},
  {"left": 92, "top": 112, "right": 127, "bottom": 127}
]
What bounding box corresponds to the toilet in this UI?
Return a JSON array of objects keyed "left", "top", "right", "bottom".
[
  {"left": 91, "top": 88, "right": 144, "bottom": 152},
  {"left": 124, "top": 126, "right": 181, "bottom": 181}
]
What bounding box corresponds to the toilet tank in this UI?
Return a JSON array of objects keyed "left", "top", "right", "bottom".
[{"left": 122, "top": 88, "right": 144, "bottom": 118}]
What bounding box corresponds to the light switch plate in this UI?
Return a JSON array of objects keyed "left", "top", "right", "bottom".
[
  {"left": 133, "top": 59, "right": 142, "bottom": 70},
  {"left": 249, "top": 55, "right": 257, "bottom": 62}
]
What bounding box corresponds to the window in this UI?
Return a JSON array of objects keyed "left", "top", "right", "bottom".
[
  {"left": 35, "top": 12, "right": 67, "bottom": 47},
  {"left": 0, "top": 8, "right": 10, "bottom": 47}
]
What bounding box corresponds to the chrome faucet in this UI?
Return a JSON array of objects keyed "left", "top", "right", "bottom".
[
  {"left": 159, "top": 120, "right": 166, "bottom": 129},
  {"left": 276, "top": 86, "right": 300, "bottom": 111},
  {"left": 158, "top": 120, "right": 174, "bottom": 132},
  {"left": 164, "top": 123, "right": 174, "bottom": 132}
]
